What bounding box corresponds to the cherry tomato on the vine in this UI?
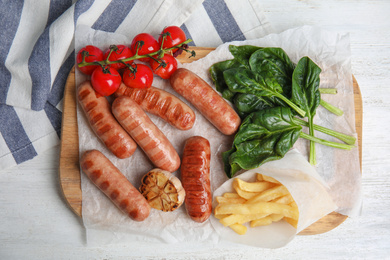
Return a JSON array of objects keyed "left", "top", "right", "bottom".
[
  {"left": 158, "top": 26, "right": 186, "bottom": 53},
  {"left": 150, "top": 54, "right": 178, "bottom": 79},
  {"left": 103, "top": 45, "right": 134, "bottom": 70},
  {"left": 123, "top": 64, "right": 153, "bottom": 89},
  {"left": 76, "top": 45, "right": 104, "bottom": 75},
  {"left": 130, "top": 33, "right": 159, "bottom": 62},
  {"left": 91, "top": 66, "right": 122, "bottom": 96}
]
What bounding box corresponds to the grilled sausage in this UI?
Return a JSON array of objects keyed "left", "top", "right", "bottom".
[
  {"left": 112, "top": 96, "right": 180, "bottom": 172},
  {"left": 169, "top": 68, "right": 241, "bottom": 135},
  {"left": 114, "top": 83, "right": 195, "bottom": 130},
  {"left": 77, "top": 81, "right": 137, "bottom": 159},
  {"left": 80, "top": 149, "right": 150, "bottom": 221},
  {"left": 181, "top": 136, "right": 212, "bottom": 223}
]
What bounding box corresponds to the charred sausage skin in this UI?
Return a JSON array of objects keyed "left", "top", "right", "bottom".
[
  {"left": 80, "top": 149, "right": 150, "bottom": 221},
  {"left": 77, "top": 81, "right": 137, "bottom": 159},
  {"left": 169, "top": 68, "right": 241, "bottom": 135},
  {"left": 112, "top": 96, "right": 181, "bottom": 172},
  {"left": 114, "top": 83, "right": 195, "bottom": 130},
  {"left": 181, "top": 136, "right": 212, "bottom": 223}
]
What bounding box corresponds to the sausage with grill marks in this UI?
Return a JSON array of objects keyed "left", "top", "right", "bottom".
[
  {"left": 114, "top": 83, "right": 195, "bottom": 130},
  {"left": 80, "top": 149, "right": 150, "bottom": 221},
  {"left": 181, "top": 136, "right": 212, "bottom": 223},
  {"left": 112, "top": 96, "right": 180, "bottom": 172},
  {"left": 77, "top": 81, "right": 137, "bottom": 159},
  {"left": 169, "top": 68, "right": 241, "bottom": 135}
]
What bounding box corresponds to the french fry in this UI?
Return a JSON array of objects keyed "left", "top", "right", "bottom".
[
  {"left": 215, "top": 201, "right": 299, "bottom": 220},
  {"left": 213, "top": 175, "right": 299, "bottom": 235},
  {"left": 233, "top": 180, "right": 259, "bottom": 200},
  {"left": 245, "top": 185, "right": 289, "bottom": 204},
  {"left": 250, "top": 216, "right": 273, "bottom": 227},
  {"left": 216, "top": 196, "right": 247, "bottom": 204},
  {"left": 250, "top": 214, "right": 284, "bottom": 227},
  {"left": 214, "top": 213, "right": 230, "bottom": 220},
  {"left": 229, "top": 223, "right": 247, "bottom": 235},
  {"left": 219, "top": 213, "right": 269, "bottom": 226},
  {"left": 283, "top": 217, "right": 298, "bottom": 228},
  {"left": 256, "top": 173, "right": 264, "bottom": 182},
  {"left": 235, "top": 178, "right": 274, "bottom": 193},
  {"left": 256, "top": 173, "right": 280, "bottom": 184},
  {"left": 272, "top": 194, "right": 294, "bottom": 204},
  {"left": 223, "top": 192, "right": 241, "bottom": 199}
]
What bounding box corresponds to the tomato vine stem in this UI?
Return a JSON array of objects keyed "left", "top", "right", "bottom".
[{"left": 77, "top": 38, "right": 194, "bottom": 69}]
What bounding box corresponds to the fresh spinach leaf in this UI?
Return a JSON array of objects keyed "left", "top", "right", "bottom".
[
  {"left": 223, "top": 107, "right": 302, "bottom": 178},
  {"left": 229, "top": 45, "right": 263, "bottom": 67},
  {"left": 291, "top": 56, "right": 321, "bottom": 164},
  {"left": 209, "top": 59, "right": 244, "bottom": 101},
  {"left": 249, "top": 48, "right": 295, "bottom": 95},
  {"left": 223, "top": 67, "right": 306, "bottom": 117}
]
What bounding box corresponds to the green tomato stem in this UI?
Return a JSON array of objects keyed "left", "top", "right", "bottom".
[{"left": 77, "top": 38, "right": 193, "bottom": 69}]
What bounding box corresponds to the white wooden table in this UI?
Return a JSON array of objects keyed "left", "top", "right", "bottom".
[{"left": 1, "top": 1, "right": 389, "bottom": 259}]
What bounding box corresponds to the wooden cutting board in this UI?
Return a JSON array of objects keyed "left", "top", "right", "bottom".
[{"left": 59, "top": 46, "right": 362, "bottom": 235}]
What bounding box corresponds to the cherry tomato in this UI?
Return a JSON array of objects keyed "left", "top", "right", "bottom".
[
  {"left": 158, "top": 26, "right": 186, "bottom": 52},
  {"left": 130, "top": 33, "right": 159, "bottom": 62},
  {"left": 91, "top": 66, "right": 122, "bottom": 96},
  {"left": 103, "top": 45, "right": 134, "bottom": 70},
  {"left": 150, "top": 54, "right": 178, "bottom": 79},
  {"left": 122, "top": 64, "right": 153, "bottom": 89},
  {"left": 76, "top": 45, "right": 104, "bottom": 75}
]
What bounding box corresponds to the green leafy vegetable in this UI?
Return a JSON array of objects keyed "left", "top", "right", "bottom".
[
  {"left": 229, "top": 45, "right": 262, "bottom": 66},
  {"left": 291, "top": 56, "right": 321, "bottom": 165},
  {"left": 223, "top": 107, "right": 302, "bottom": 178},
  {"left": 209, "top": 59, "right": 244, "bottom": 101},
  {"left": 223, "top": 67, "right": 306, "bottom": 117},
  {"left": 249, "top": 48, "right": 295, "bottom": 95},
  {"left": 223, "top": 107, "right": 355, "bottom": 178},
  {"left": 208, "top": 45, "right": 356, "bottom": 178}
]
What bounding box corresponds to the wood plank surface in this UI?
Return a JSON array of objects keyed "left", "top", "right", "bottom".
[{"left": 59, "top": 46, "right": 362, "bottom": 235}]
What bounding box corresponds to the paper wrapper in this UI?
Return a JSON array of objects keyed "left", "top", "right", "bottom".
[
  {"left": 210, "top": 149, "right": 337, "bottom": 248},
  {"left": 75, "top": 25, "right": 361, "bottom": 247}
]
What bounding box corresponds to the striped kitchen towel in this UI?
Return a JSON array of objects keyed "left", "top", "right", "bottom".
[{"left": 0, "top": 0, "right": 272, "bottom": 171}]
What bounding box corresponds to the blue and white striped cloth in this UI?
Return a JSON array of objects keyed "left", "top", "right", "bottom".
[{"left": 0, "top": 0, "right": 271, "bottom": 171}]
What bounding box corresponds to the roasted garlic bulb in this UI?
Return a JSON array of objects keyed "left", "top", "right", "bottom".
[{"left": 139, "top": 168, "right": 185, "bottom": 212}]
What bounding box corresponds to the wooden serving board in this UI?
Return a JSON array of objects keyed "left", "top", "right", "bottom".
[{"left": 59, "top": 47, "right": 362, "bottom": 235}]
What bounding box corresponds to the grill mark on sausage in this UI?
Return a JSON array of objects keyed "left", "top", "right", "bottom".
[
  {"left": 170, "top": 68, "right": 241, "bottom": 135},
  {"left": 120, "top": 199, "right": 129, "bottom": 210},
  {"left": 78, "top": 82, "right": 137, "bottom": 159},
  {"left": 143, "top": 139, "right": 159, "bottom": 150},
  {"left": 114, "top": 83, "right": 195, "bottom": 130},
  {"left": 150, "top": 149, "right": 165, "bottom": 162},
  {"left": 181, "top": 136, "right": 211, "bottom": 223},
  {"left": 85, "top": 100, "right": 98, "bottom": 112},
  {"left": 106, "top": 134, "right": 123, "bottom": 148},
  {"left": 81, "top": 160, "right": 94, "bottom": 171},
  {"left": 80, "top": 150, "right": 150, "bottom": 221},
  {"left": 112, "top": 96, "right": 180, "bottom": 172},
  {"left": 90, "top": 112, "right": 104, "bottom": 125},
  {"left": 100, "top": 181, "right": 110, "bottom": 191},
  {"left": 89, "top": 170, "right": 102, "bottom": 182},
  {"left": 79, "top": 89, "right": 91, "bottom": 100},
  {"left": 145, "top": 89, "right": 160, "bottom": 110},
  {"left": 110, "top": 190, "right": 120, "bottom": 200},
  {"left": 96, "top": 124, "right": 112, "bottom": 136}
]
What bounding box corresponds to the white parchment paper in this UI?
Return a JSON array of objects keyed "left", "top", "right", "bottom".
[{"left": 75, "top": 25, "right": 361, "bottom": 247}]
